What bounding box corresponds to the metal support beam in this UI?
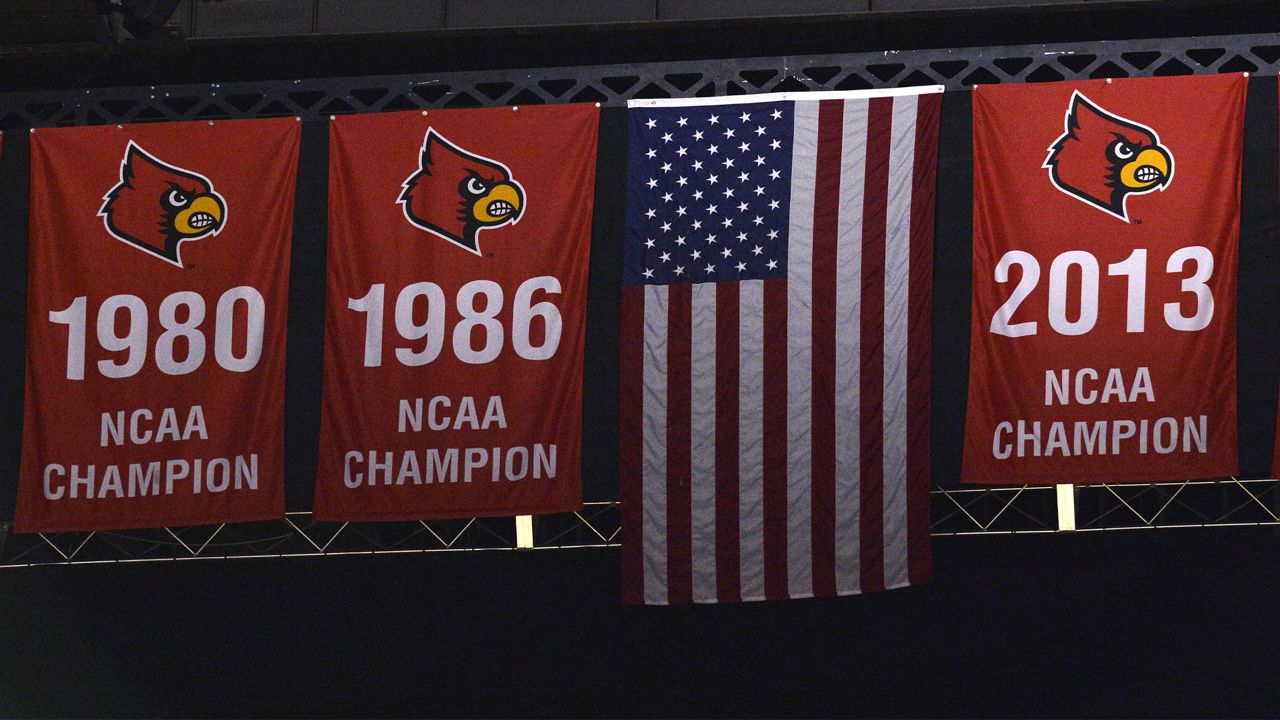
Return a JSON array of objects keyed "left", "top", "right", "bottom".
[{"left": 6, "top": 30, "right": 1280, "bottom": 129}]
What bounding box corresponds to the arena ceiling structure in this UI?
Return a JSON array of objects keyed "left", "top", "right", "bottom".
[
  {"left": 2, "top": 0, "right": 1278, "bottom": 90},
  {"left": 2, "top": 2, "right": 1280, "bottom": 716},
  {"left": 2, "top": 0, "right": 1279, "bottom": 567}
]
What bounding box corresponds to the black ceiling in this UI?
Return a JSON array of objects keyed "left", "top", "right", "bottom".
[
  {"left": 2, "top": 0, "right": 1279, "bottom": 93},
  {"left": 0, "top": 0, "right": 107, "bottom": 48}
]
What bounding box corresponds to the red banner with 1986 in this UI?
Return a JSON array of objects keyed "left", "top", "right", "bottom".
[{"left": 314, "top": 105, "right": 599, "bottom": 520}]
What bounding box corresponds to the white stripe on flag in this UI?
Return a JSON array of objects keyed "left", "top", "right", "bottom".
[
  {"left": 689, "top": 282, "right": 719, "bottom": 602},
  {"left": 786, "top": 99, "right": 820, "bottom": 598},
  {"left": 834, "top": 98, "right": 868, "bottom": 595},
  {"left": 882, "top": 94, "right": 918, "bottom": 588},
  {"left": 738, "top": 279, "right": 767, "bottom": 602},
  {"left": 642, "top": 284, "right": 670, "bottom": 604}
]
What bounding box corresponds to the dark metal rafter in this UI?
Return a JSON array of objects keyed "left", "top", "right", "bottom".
[{"left": 2, "top": 32, "right": 1279, "bottom": 128}]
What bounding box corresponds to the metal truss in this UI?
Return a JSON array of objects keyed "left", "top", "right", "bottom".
[
  {"left": 5, "top": 479, "right": 1278, "bottom": 566},
  {"left": 932, "top": 479, "right": 1280, "bottom": 535},
  {"left": 3, "top": 32, "right": 1280, "bottom": 128},
  {"left": 3, "top": 32, "right": 1279, "bottom": 565},
  {"left": 0, "top": 501, "right": 620, "bottom": 568}
]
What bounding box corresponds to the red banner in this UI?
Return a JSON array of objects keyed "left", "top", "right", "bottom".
[
  {"left": 314, "top": 104, "right": 599, "bottom": 521},
  {"left": 963, "top": 74, "right": 1245, "bottom": 485},
  {"left": 17, "top": 118, "right": 299, "bottom": 531}
]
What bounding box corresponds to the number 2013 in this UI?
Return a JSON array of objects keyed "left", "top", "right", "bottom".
[{"left": 990, "top": 247, "right": 1214, "bottom": 337}]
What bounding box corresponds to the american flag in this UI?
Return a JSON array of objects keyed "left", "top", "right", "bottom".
[{"left": 620, "top": 88, "right": 942, "bottom": 604}]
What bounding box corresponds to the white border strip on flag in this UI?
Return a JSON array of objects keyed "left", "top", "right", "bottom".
[{"left": 627, "top": 85, "right": 945, "bottom": 108}]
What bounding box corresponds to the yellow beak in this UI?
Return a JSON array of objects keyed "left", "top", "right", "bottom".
[
  {"left": 1120, "top": 148, "right": 1171, "bottom": 189},
  {"left": 174, "top": 195, "right": 224, "bottom": 236},
  {"left": 473, "top": 183, "right": 522, "bottom": 224}
]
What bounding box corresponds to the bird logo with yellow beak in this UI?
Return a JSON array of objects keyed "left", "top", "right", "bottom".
[
  {"left": 99, "top": 141, "right": 227, "bottom": 267},
  {"left": 398, "top": 128, "right": 525, "bottom": 255},
  {"left": 1043, "top": 91, "right": 1174, "bottom": 222}
]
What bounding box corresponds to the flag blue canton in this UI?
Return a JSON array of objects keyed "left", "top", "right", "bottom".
[{"left": 624, "top": 101, "right": 793, "bottom": 286}]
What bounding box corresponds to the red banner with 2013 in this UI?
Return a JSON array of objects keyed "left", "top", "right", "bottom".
[{"left": 964, "top": 74, "right": 1246, "bottom": 485}]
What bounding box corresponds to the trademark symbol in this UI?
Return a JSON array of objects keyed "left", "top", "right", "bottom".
[
  {"left": 485, "top": 252, "right": 495, "bottom": 258},
  {"left": 1133, "top": 219, "right": 1143, "bottom": 225}
]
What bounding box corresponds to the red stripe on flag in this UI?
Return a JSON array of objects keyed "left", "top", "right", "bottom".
[
  {"left": 762, "top": 278, "right": 789, "bottom": 601},
  {"left": 619, "top": 285, "right": 646, "bottom": 605},
  {"left": 859, "top": 96, "right": 893, "bottom": 594},
  {"left": 666, "top": 282, "right": 694, "bottom": 605},
  {"left": 906, "top": 93, "right": 940, "bottom": 586},
  {"left": 810, "top": 100, "right": 843, "bottom": 598},
  {"left": 715, "top": 282, "right": 743, "bottom": 603}
]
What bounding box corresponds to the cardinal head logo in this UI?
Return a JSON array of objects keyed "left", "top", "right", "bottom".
[
  {"left": 1043, "top": 91, "right": 1174, "bottom": 222},
  {"left": 99, "top": 141, "right": 227, "bottom": 267},
  {"left": 398, "top": 129, "right": 525, "bottom": 255}
]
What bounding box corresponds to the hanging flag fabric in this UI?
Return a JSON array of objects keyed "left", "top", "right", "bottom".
[
  {"left": 314, "top": 104, "right": 599, "bottom": 522},
  {"left": 620, "top": 88, "right": 941, "bottom": 605},
  {"left": 1269, "top": 76, "right": 1280, "bottom": 481},
  {"left": 17, "top": 118, "right": 299, "bottom": 532},
  {"left": 963, "top": 74, "right": 1246, "bottom": 486}
]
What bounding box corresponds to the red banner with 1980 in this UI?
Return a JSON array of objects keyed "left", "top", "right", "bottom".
[{"left": 18, "top": 118, "right": 299, "bottom": 531}]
